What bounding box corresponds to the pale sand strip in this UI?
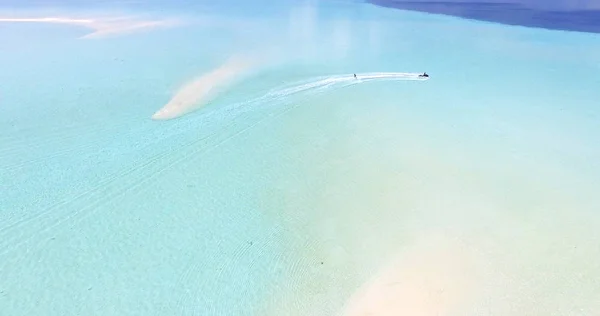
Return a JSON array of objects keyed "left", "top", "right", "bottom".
[
  {"left": 340, "top": 233, "right": 480, "bottom": 316},
  {"left": 0, "top": 16, "right": 180, "bottom": 38},
  {"left": 151, "top": 55, "right": 259, "bottom": 121}
]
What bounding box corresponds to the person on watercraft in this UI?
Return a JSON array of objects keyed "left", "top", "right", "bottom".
[
  {"left": 420, "top": 72, "right": 429, "bottom": 77},
  {"left": 354, "top": 73, "right": 357, "bottom": 79}
]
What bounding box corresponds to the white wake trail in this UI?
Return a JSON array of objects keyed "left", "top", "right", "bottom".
[
  {"left": 153, "top": 71, "right": 428, "bottom": 121},
  {"left": 265, "top": 72, "right": 428, "bottom": 99}
]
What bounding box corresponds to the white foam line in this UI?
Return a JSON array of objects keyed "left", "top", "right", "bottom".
[
  {"left": 268, "top": 72, "right": 427, "bottom": 96},
  {"left": 154, "top": 71, "right": 427, "bottom": 121},
  {"left": 358, "top": 72, "right": 428, "bottom": 80}
]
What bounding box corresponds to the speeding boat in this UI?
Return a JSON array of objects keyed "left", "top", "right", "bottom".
[{"left": 418, "top": 72, "right": 429, "bottom": 78}]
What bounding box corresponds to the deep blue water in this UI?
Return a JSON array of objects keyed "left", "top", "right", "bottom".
[
  {"left": 8, "top": 0, "right": 600, "bottom": 33},
  {"left": 369, "top": 0, "right": 600, "bottom": 33}
]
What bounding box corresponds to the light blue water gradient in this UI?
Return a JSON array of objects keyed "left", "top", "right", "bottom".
[{"left": 1, "top": 1, "right": 599, "bottom": 315}]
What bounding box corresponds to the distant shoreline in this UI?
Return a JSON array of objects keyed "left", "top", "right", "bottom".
[{"left": 368, "top": 0, "right": 600, "bottom": 34}]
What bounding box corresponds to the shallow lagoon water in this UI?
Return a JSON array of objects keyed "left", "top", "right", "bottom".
[{"left": 1, "top": 1, "right": 600, "bottom": 315}]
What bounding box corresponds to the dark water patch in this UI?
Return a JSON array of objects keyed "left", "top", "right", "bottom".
[{"left": 368, "top": 0, "right": 600, "bottom": 34}]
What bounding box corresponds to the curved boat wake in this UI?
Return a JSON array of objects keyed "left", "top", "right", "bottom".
[
  {"left": 266, "top": 72, "right": 427, "bottom": 97},
  {"left": 153, "top": 71, "right": 428, "bottom": 121}
]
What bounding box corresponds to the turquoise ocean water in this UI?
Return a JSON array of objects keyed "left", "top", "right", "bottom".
[{"left": 1, "top": 0, "right": 599, "bottom": 315}]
